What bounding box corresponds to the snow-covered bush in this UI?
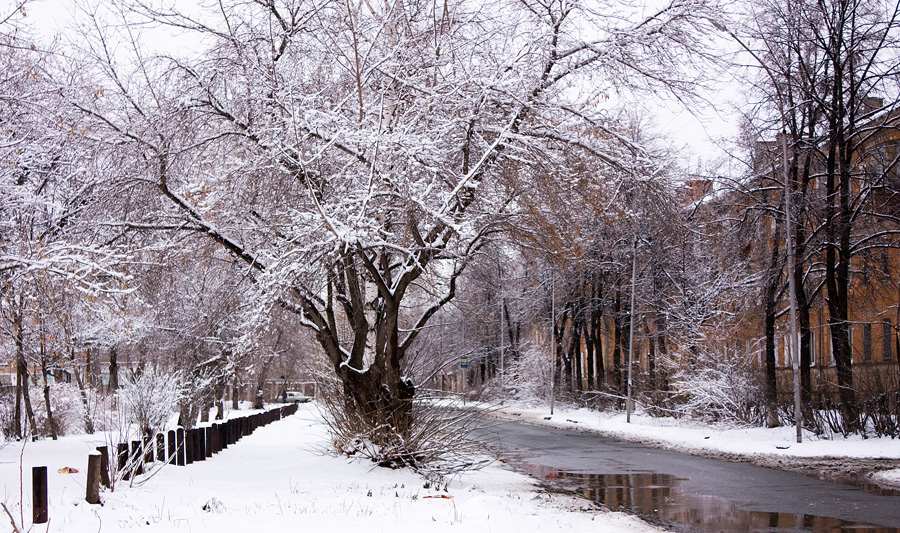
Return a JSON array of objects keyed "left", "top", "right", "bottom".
[
  {"left": 32, "top": 383, "right": 87, "bottom": 436},
  {"left": 0, "top": 392, "right": 14, "bottom": 439},
  {"left": 667, "top": 349, "right": 766, "bottom": 425},
  {"left": 119, "top": 367, "right": 183, "bottom": 437},
  {"left": 316, "top": 373, "right": 489, "bottom": 479},
  {"left": 481, "top": 345, "right": 551, "bottom": 404},
  {"left": 1, "top": 383, "right": 93, "bottom": 439}
]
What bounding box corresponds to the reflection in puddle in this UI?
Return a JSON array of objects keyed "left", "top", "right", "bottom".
[{"left": 519, "top": 465, "right": 897, "bottom": 532}]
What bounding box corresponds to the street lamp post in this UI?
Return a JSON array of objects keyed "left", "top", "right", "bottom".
[{"left": 626, "top": 233, "right": 638, "bottom": 423}]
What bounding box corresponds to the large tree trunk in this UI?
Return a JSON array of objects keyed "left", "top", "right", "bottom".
[
  {"left": 70, "top": 348, "right": 95, "bottom": 434},
  {"left": 39, "top": 322, "right": 58, "bottom": 440},
  {"left": 763, "top": 242, "right": 781, "bottom": 428},
  {"left": 14, "top": 309, "right": 38, "bottom": 438},
  {"left": 612, "top": 289, "right": 626, "bottom": 395},
  {"left": 654, "top": 311, "right": 669, "bottom": 392},
  {"left": 584, "top": 286, "right": 597, "bottom": 391},
  {"left": 40, "top": 362, "right": 58, "bottom": 440},
  {"left": 570, "top": 310, "right": 584, "bottom": 393},
  {"left": 823, "top": 81, "right": 859, "bottom": 433},
  {"left": 644, "top": 318, "right": 656, "bottom": 388},
  {"left": 14, "top": 365, "right": 22, "bottom": 439},
  {"left": 108, "top": 346, "right": 119, "bottom": 393},
  {"left": 231, "top": 375, "right": 240, "bottom": 410}
]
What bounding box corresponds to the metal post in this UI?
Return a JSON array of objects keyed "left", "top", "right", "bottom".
[
  {"left": 499, "top": 264, "right": 505, "bottom": 397},
  {"left": 550, "top": 277, "right": 556, "bottom": 415},
  {"left": 627, "top": 234, "right": 638, "bottom": 423},
  {"left": 781, "top": 130, "right": 803, "bottom": 444}
]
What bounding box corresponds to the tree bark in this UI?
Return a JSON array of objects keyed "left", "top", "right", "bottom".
[
  {"left": 108, "top": 346, "right": 119, "bottom": 393},
  {"left": 14, "top": 308, "right": 38, "bottom": 438},
  {"left": 70, "top": 348, "right": 95, "bottom": 434}
]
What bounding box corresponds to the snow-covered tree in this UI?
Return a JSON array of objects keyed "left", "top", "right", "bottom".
[
  {"left": 67, "top": 0, "right": 723, "bottom": 455},
  {"left": 0, "top": 1, "right": 132, "bottom": 439}
]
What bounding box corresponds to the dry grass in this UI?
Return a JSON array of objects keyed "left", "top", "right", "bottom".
[{"left": 315, "top": 376, "right": 494, "bottom": 482}]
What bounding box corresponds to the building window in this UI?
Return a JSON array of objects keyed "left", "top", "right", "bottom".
[
  {"left": 863, "top": 323, "right": 873, "bottom": 362},
  {"left": 883, "top": 320, "right": 894, "bottom": 362}
]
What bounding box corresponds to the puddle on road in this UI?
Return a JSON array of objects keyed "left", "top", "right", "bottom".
[{"left": 517, "top": 464, "right": 898, "bottom": 532}]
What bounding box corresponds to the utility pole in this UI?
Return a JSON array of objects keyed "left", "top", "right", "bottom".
[
  {"left": 499, "top": 261, "right": 505, "bottom": 398},
  {"left": 781, "top": 129, "right": 803, "bottom": 444},
  {"left": 550, "top": 277, "right": 556, "bottom": 416},
  {"left": 626, "top": 233, "right": 638, "bottom": 423}
]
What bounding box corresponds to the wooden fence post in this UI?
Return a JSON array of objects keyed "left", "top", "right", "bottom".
[
  {"left": 156, "top": 433, "right": 166, "bottom": 462},
  {"left": 205, "top": 427, "right": 213, "bottom": 458},
  {"left": 196, "top": 428, "right": 206, "bottom": 461},
  {"left": 96, "top": 446, "right": 110, "bottom": 488},
  {"left": 167, "top": 430, "right": 176, "bottom": 465},
  {"left": 86, "top": 454, "right": 101, "bottom": 504},
  {"left": 32, "top": 466, "right": 48, "bottom": 524},
  {"left": 117, "top": 443, "right": 130, "bottom": 480},
  {"left": 210, "top": 423, "right": 219, "bottom": 454},
  {"left": 131, "top": 440, "right": 144, "bottom": 475},
  {"left": 185, "top": 429, "right": 194, "bottom": 465},
  {"left": 176, "top": 428, "right": 186, "bottom": 466}
]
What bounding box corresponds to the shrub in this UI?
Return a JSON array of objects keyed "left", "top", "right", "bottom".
[{"left": 316, "top": 374, "right": 491, "bottom": 481}]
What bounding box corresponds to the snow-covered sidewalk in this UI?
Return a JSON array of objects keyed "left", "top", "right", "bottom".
[
  {"left": 0, "top": 404, "right": 657, "bottom": 532},
  {"left": 483, "top": 402, "right": 900, "bottom": 488}
]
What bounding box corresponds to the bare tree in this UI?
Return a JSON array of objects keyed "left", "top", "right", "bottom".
[{"left": 736, "top": 0, "right": 900, "bottom": 433}]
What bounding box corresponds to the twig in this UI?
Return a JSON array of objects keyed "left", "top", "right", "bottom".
[
  {"left": 1, "top": 502, "right": 22, "bottom": 533},
  {"left": 18, "top": 427, "right": 28, "bottom": 529}
]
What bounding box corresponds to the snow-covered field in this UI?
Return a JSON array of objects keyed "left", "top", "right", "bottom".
[
  {"left": 0, "top": 403, "right": 658, "bottom": 532},
  {"left": 484, "top": 401, "right": 900, "bottom": 487}
]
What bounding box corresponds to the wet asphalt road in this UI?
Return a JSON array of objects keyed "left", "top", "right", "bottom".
[{"left": 477, "top": 420, "right": 900, "bottom": 531}]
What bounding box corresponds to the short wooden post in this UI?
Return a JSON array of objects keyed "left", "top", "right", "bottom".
[
  {"left": 32, "top": 466, "right": 48, "bottom": 524},
  {"left": 96, "top": 446, "right": 110, "bottom": 488},
  {"left": 156, "top": 433, "right": 165, "bottom": 462},
  {"left": 131, "top": 440, "right": 144, "bottom": 475},
  {"left": 196, "top": 428, "right": 206, "bottom": 461},
  {"left": 184, "top": 429, "right": 194, "bottom": 465},
  {"left": 209, "top": 423, "right": 218, "bottom": 454},
  {"left": 144, "top": 436, "right": 154, "bottom": 464},
  {"left": 117, "top": 443, "right": 130, "bottom": 479},
  {"left": 167, "top": 430, "right": 176, "bottom": 465},
  {"left": 176, "top": 428, "right": 186, "bottom": 466},
  {"left": 86, "top": 453, "right": 101, "bottom": 504},
  {"left": 205, "top": 427, "right": 213, "bottom": 458}
]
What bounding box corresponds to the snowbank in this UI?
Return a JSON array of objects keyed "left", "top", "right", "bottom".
[{"left": 484, "top": 402, "right": 900, "bottom": 487}]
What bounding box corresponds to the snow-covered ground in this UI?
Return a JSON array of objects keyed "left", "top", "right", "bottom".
[
  {"left": 0, "top": 403, "right": 658, "bottom": 532},
  {"left": 483, "top": 401, "right": 900, "bottom": 488}
]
